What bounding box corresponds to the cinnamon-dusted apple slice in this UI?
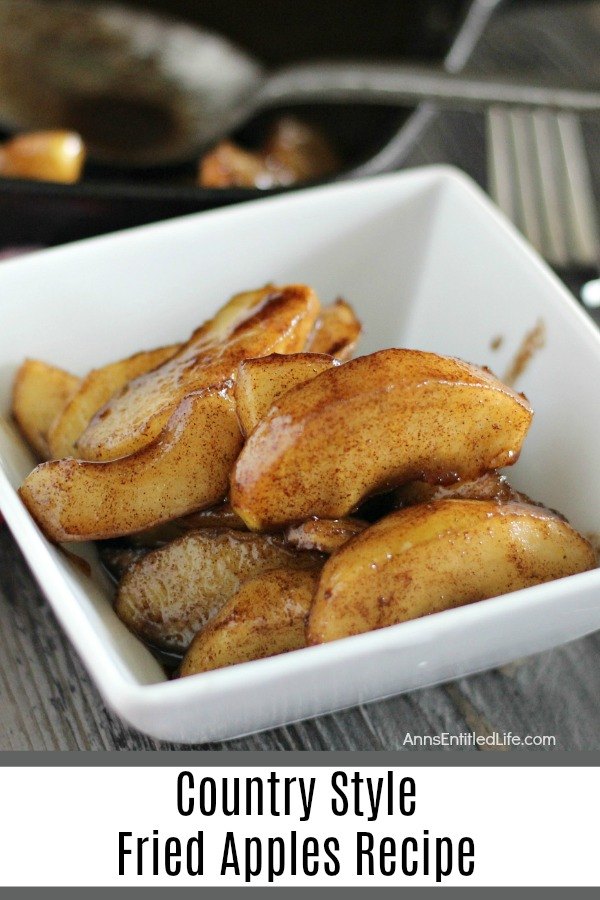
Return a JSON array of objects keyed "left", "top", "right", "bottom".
[
  {"left": 235, "top": 352, "right": 339, "bottom": 436},
  {"left": 393, "top": 471, "right": 536, "bottom": 509},
  {"left": 285, "top": 517, "right": 368, "bottom": 554},
  {"left": 12, "top": 359, "right": 81, "bottom": 459},
  {"left": 231, "top": 349, "right": 533, "bottom": 530},
  {"left": 181, "top": 568, "right": 320, "bottom": 675},
  {"left": 308, "top": 499, "right": 596, "bottom": 644},
  {"left": 48, "top": 343, "right": 179, "bottom": 459},
  {"left": 77, "top": 284, "right": 320, "bottom": 462},
  {"left": 178, "top": 502, "right": 248, "bottom": 532},
  {"left": 19, "top": 390, "right": 242, "bottom": 542},
  {"left": 116, "top": 531, "right": 322, "bottom": 653},
  {"left": 305, "top": 298, "right": 361, "bottom": 360}
]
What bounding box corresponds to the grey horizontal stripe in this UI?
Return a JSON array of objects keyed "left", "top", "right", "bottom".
[
  {"left": 0, "top": 750, "right": 596, "bottom": 766},
  {"left": 2, "top": 887, "right": 598, "bottom": 897}
]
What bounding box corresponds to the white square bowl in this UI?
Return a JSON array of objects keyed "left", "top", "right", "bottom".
[{"left": 1, "top": 166, "right": 600, "bottom": 744}]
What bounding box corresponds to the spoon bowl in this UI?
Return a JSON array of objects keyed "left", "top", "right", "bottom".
[{"left": 0, "top": 0, "right": 264, "bottom": 166}]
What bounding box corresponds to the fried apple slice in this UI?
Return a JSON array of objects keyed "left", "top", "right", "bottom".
[
  {"left": 178, "top": 502, "right": 248, "bottom": 532},
  {"left": 116, "top": 530, "right": 322, "bottom": 653},
  {"left": 305, "top": 299, "right": 361, "bottom": 360},
  {"left": 263, "top": 117, "right": 340, "bottom": 183},
  {"left": 199, "top": 140, "right": 277, "bottom": 188},
  {"left": 181, "top": 567, "right": 320, "bottom": 676},
  {"left": 0, "top": 130, "right": 85, "bottom": 183},
  {"left": 231, "top": 349, "right": 533, "bottom": 530},
  {"left": 198, "top": 118, "right": 340, "bottom": 189},
  {"left": 235, "top": 352, "right": 339, "bottom": 436},
  {"left": 308, "top": 499, "right": 596, "bottom": 643},
  {"left": 285, "top": 517, "right": 368, "bottom": 553},
  {"left": 47, "top": 344, "right": 179, "bottom": 459},
  {"left": 393, "top": 472, "right": 536, "bottom": 509},
  {"left": 19, "top": 389, "right": 242, "bottom": 542},
  {"left": 12, "top": 359, "right": 81, "bottom": 459},
  {"left": 77, "top": 284, "right": 320, "bottom": 462}
]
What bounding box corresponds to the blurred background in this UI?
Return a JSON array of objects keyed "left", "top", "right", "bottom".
[
  {"left": 0, "top": 1, "right": 597, "bottom": 277},
  {"left": 0, "top": 0, "right": 471, "bottom": 241},
  {"left": 120, "top": 0, "right": 468, "bottom": 62}
]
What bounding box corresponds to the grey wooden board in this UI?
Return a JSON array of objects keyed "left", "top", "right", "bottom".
[{"left": 1, "top": 0, "right": 600, "bottom": 751}]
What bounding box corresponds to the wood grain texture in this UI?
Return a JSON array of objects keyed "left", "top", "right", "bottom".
[{"left": 1, "top": 0, "right": 600, "bottom": 751}]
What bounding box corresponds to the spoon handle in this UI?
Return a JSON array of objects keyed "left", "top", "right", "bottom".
[{"left": 257, "top": 62, "right": 600, "bottom": 115}]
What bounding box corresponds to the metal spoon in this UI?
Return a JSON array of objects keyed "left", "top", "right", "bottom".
[{"left": 1, "top": 0, "right": 600, "bottom": 168}]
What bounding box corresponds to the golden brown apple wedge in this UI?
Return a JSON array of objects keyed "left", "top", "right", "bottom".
[
  {"left": 178, "top": 502, "right": 248, "bottom": 532},
  {"left": 116, "top": 531, "right": 322, "bottom": 653},
  {"left": 19, "top": 389, "right": 243, "bottom": 542},
  {"left": 235, "top": 352, "right": 339, "bottom": 436},
  {"left": 231, "top": 349, "right": 533, "bottom": 530},
  {"left": 308, "top": 499, "right": 596, "bottom": 644},
  {"left": 47, "top": 344, "right": 179, "bottom": 459},
  {"left": 305, "top": 298, "right": 361, "bottom": 360},
  {"left": 393, "top": 472, "right": 536, "bottom": 509},
  {"left": 77, "top": 284, "right": 320, "bottom": 462},
  {"left": 285, "top": 517, "right": 368, "bottom": 553},
  {"left": 0, "top": 130, "right": 85, "bottom": 183},
  {"left": 180, "top": 568, "right": 320, "bottom": 675},
  {"left": 12, "top": 359, "right": 81, "bottom": 459}
]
